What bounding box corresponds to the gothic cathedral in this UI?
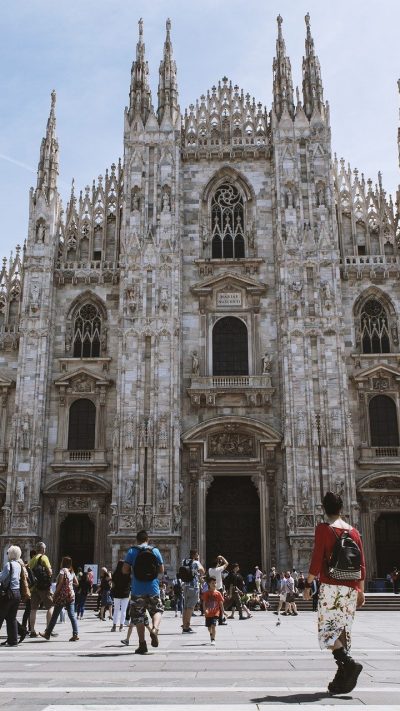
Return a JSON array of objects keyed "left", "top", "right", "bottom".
[{"left": 1, "top": 16, "right": 399, "bottom": 580}]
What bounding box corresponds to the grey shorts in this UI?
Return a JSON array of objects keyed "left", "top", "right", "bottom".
[{"left": 183, "top": 586, "right": 199, "bottom": 610}]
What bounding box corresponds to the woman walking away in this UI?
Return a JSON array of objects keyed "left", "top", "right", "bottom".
[
  {"left": 303, "top": 491, "right": 366, "bottom": 695},
  {"left": 40, "top": 556, "right": 79, "bottom": 641},
  {"left": 99, "top": 568, "right": 113, "bottom": 621},
  {"left": 111, "top": 561, "right": 130, "bottom": 632},
  {"left": 76, "top": 571, "right": 92, "bottom": 619},
  {"left": 0, "top": 545, "right": 26, "bottom": 646}
]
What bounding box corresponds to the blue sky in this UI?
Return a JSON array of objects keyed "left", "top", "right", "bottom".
[{"left": 1, "top": 0, "right": 399, "bottom": 258}]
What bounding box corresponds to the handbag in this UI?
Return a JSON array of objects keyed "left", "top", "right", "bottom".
[
  {"left": 0, "top": 562, "right": 14, "bottom": 602},
  {"left": 53, "top": 571, "right": 74, "bottom": 607},
  {"left": 20, "top": 565, "right": 31, "bottom": 603}
]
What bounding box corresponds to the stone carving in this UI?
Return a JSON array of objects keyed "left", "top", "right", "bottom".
[
  {"left": 124, "top": 479, "right": 135, "bottom": 505},
  {"left": 72, "top": 374, "right": 92, "bottom": 392},
  {"left": 125, "top": 414, "right": 135, "bottom": 449},
  {"left": 371, "top": 477, "right": 400, "bottom": 490},
  {"left": 311, "top": 412, "right": 320, "bottom": 446},
  {"left": 369, "top": 494, "right": 400, "bottom": 510},
  {"left": 57, "top": 480, "right": 97, "bottom": 492},
  {"left": 153, "top": 515, "right": 170, "bottom": 530},
  {"left": 283, "top": 415, "right": 292, "bottom": 447},
  {"left": 120, "top": 515, "right": 135, "bottom": 529},
  {"left": 68, "top": 497, "right": 88, "bottom": 510},
  {"left": 157, "top": 477, "right": 168, "bottom": 501},
  {"left": 251, "top": 475, "right": 261, "bottom": 496},
  {"left": 109, "top": 504, "right": 118, "bottom": 533},
  {"left": 208, "top": 432, "right": 254, "bottom": 458},
  {"left": 131, "top": 186, "right": 140, "bottom": 212},
  {"left": 36, "top": 220, "right": 46, "bottom": 243},
  {"left": 12, "top": 514, "right": 28, "bottom": 529},
  {"left": 112, "top": 415, "right": 120, "bottom": 449},
  {"left": 144, "top": 505, "right": 153, "bottom": 529},
  {"left": 297, "top": 514, "right": 314, "bottom": 528},
  {"left": 391, "top": 324, "right": 399, "bottom": 345},
  {"left": 16, "top": 478, "right": 26, "bottom": 503},
  {"left": 158, "top": 416, "right": 168, "bottom": 449},
  {"left": 125, "top": 286, "right": 137, "bottom": 315},
  {"left": 203, "top": 474, "right": 214, "bottom": 493},
  {"left": 65, "top": 323, "right": 73, "bottom": 352},
  {"left": 321, "top": 281, "right": 332, "bottom": 309},
  {"left": 191, "top": 351, "right": 200, "bottom": 376},
  {"left": 330, "top": 408, "right": 342, "bottom": 447},
  {"left": 162, "top": 187, "right": 171, "bottom": 213},
  {"left": 159, "top": 287, "right": 168, "bottom": 311},
  {"left": 296, "top": 411, "right": 306, "bottom": 447},
  {"left": 135, "top": 506, "right": 144, "bottom": 530},
  {"left": 179, "top": 481, "right": 184, "bottom": 502},
  {"left": 262, "top": 351, "right": 272, "bottom": 374},
  {"left": 172, "top": 504, "right": 182, "bottom": 532},
  {"left": 335, "top": 478, "right": 345, "bottom": 498},
  {"left": 300, "top": 478, "right": 310, "bottom": 510},
  {"left": 30, "top": 507, "right": 40, "bottom": 532},
  {"left": 20, "top": 414, "right": 31, "bottom": 450},
  {"left": 281, "top": 481, "right": 287, "bottom": 502},
  {"left": 139, "top": 418, "right": 153, "bottom": 447},
  {"left": 285, "top": 506, "right": 295, "bottom": 533},
  {"left": 30, "top": 282, "right": 41, "bottom": 313},
  {"left": 372, "top": 377, "right": 390, "bottom": 391}
]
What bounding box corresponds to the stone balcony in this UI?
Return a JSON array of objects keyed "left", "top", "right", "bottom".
[
  {"left": 54, "top": 260, "right": 120, "bottom": 286},
  {"left": 340, "top": 255, "right": 400, "bottom": 280},
  {"left": 51, "top": 448, "right": 108, "bottom": 471},
  {"left": 358, "top": 445, "right": 400, "bottom": 466},
  {"left": 187, "top": 374, "right": 275, "bottom": 408}
]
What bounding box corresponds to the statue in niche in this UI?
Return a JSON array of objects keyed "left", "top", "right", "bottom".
[
  {"left": 286, "top": 506, "right": 295, "bottom": 533},
  {"left": 281, "top": 481, "right": 287, "bottom": 502},
  {"left": 158, "top": 477, "right": 168, "bottom": 501},
  {"left": 30, "top": 282, "right": 41, "bottom": 313},
  {"left": 65, "top": 323, "right": 73, "bottom": 352},
  {"left": 162, "top": 189, "right": 171, "bottom": 213},
  {"left": 112, "top": 415, "right": 120, "bottom": 449},
  {"left": 262, "top": 351, "right": 272, "bottom": 374},
  {"left": 20, "top": 415, "right": 31, "bottom": 450},
  {"left": 316, "top": 185, "right": 325, "bottom": 207},
  {"left": 131, "top": 187, "right": 140, "bottom": 212},
  {"left": 300, "top": 479, "right": 310, "bottom": 510},
  {"left": 125, "top": 286, "right": 137, "bottom": 315},
  {"left": 335, "top": 478, "right": 345, "bottom": 498},
  {"left": 191, "top": 351, "right": 200, "bottom": 376},
  {"left": 125, "top": 414, "right": 135, "bottom": 449},
  {"left": 124, "top": 479, "right": 135, "bottom": 506},
  {"left": 172, "top": 504, "right": 182, "bottom": 532},
  {"left": 36, "top": 221, "right": 46, "bottom": 243},
  {"left": 296, "top": 412, "right": 306, "bottom": 447},
  {"left": 179, "top": 481, "right": 184, "bottom": 502},
  {"left": 16, "top": 478, "right": 26, "bottom": 503}
]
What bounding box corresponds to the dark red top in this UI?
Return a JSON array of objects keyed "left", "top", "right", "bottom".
[{"left": 309, "top": 523, "right": 366, "bottom": 591}]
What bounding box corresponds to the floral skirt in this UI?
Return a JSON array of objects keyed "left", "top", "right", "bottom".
[{"left": 317, "top": 583, "right": 358, "bottom": 651}]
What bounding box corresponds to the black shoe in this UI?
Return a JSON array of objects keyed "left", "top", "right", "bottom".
[
  {"left": 341, "top": 659, "right": 363, "bottom": 693},
  {"left": 134, "top": 642, "right": 148, "bottom": 655},
  {"left": 18, "top": 628, "right": 27, "bottom": 644},
  {"left": 328, "top": 661, "right": 346, "bottom": 695},
  {"left": 150, "top": 628, "right": 159, "bottom": 648},
  {"left": 182, "top": 627, "right": 194, "bottom": 633}
]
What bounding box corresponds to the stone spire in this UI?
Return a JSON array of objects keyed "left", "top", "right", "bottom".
[
  {"left": 157, "top": 18, "right": 179, "bottom": 126},
  {"left": 128, "top": 18, "right": 153, "bottom": 125},
  {"left": 272, "top": 15, "right": 294, "bottom": 120},
  {"left": 302, "top": 12, "right": 324, "bottom": 119},
  {"left": 36, "top": 90, "right": 59, "bottom": 200}
]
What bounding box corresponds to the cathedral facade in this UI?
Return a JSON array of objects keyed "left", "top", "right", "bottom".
[{"left": 1, "top": 16, "right": 399, "bottom": 580}]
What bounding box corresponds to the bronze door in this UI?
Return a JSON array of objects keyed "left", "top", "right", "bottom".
[
  {"left": 206, "top": 475, "right": 261, "bottom": 575},
  {"left": 59, "top": 514, "right": 95, "bottom": 571},
  {"left": 375, "top": 513, "right": 400, "bottom": 577}
]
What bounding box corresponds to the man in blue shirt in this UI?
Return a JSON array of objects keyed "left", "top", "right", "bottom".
[{"left": 122, "top": 530, "right": 164, "bottom": 655}]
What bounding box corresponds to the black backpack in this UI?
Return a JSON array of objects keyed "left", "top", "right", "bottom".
[
  {"left": 26, "top": 566, "right": 36, "bottom": 589},
  {"left": 133, "top": 546, "right": 159, "bottom": 582},
  {"left": 31, "top": 555, "right": 52, "bottom": 590},
  {"left": 173, "top": 580, "right": 182, "bottom": 596},
  {"left": 179, "top": 559, "right": 194, "bottom": 584},
  {"left": 327, "top": 526, "right": 362, "bottom": 581}
]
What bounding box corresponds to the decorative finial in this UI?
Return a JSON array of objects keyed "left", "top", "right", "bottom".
[
  {"left": 51, "top": 90, "right": 56, "bottom": 109},
  {"left": 305, "top": 12, "right": 310, "bottom": 28},
  {"left": 138, "top": 18, "right": 143, "bottom": 38}
]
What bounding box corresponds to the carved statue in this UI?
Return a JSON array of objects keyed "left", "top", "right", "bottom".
[
  {"left": 172, "top": 504, "right": 182, "bottom": 532},
  {"left": 335, "top": 478, "right": 345, "bottom": 498},
  {"left": 157, "top": 477, "right": 168, "bottom": 501},
  {"left": 124, "top": 479, "right": 135, "bottom": 505},
  {"left": 20, "top": 415, "right": 31, "bottom": 450},
  {"left": 16, "top": 478, "right": 26, "bottom": 503},
  {"left": 300, "top": 478, "right": 310, "bottom": 507},
  {"left": 131, "top": 187, "right": 140, "bottom": 212},
  {"left": 296, "top": 411, "right": 306, "bottom": 447},
  {"left": 112, "top": 415, "right": 120, "bottom": 449},
  {"left": 286, "top": 506, "right": 295, "bottom": 533},
  {"left": 159, "top": 287, "right": 168, "bottom": 311},
  {"left": 191, "top": 351, "right": 200, "bottom": 376},
  {"left": 65, "top": 323, "right": 73, "bottom": 352},
  {"left": 125, "top": 414, "right": 135, "bottom": 449},
  {"left": 179, "top": 481, "right": 184, "bottom": 502},
  {"left": 281, "top": 481, "right": 287, "bottom": 502},
  {"left": 36, "top": 221, "right": 46, "bottom": 243},
  {"left": 162, "top": 189, "right": 171, "bottom": 213},
  {"left": 262, "top": 351, "right": 272, "bottom": 374}
]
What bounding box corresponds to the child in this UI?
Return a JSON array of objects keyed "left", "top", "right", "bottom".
[{"left": 202, "top": 576, "right": 224, "bottom": 646}]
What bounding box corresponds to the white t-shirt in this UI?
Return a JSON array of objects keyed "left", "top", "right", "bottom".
[{"left": 208, "top": 565, "right": 225, "bottom": 590}]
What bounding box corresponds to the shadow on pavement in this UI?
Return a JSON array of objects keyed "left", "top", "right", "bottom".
[{"left": 251, "top": 691, "right": 353, "bottom": 704}]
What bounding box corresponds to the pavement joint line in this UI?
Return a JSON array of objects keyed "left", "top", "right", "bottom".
[
  {"left": 1, "top": 686, "right": 400, "bottom": 693},
  {"left": 2, "top": 647, "right": 399, "bottom": 654},
  {"left": 40, "top": 707, "right": 400, "bottom": 711}
]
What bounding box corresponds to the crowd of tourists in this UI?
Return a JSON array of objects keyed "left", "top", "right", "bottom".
[{"left": 0, "top": 490, "right": 368, "bottom": 695}]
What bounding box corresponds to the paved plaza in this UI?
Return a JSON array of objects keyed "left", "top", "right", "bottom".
[{"left": 0, "top": 609, "right": 399, "bottom": 710}]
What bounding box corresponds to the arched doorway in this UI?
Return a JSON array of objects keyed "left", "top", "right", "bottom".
[
  {"left": 59, "top": 514, "right": 95, "bottom": 571},
  {"left": 375, "top": 513, "right": 400, "bottom": 576},
  {"left": 206, "top": 476, "right": 261, "bottom": 574}
]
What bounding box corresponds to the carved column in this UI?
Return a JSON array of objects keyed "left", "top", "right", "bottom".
[
  {"left": 251, "top": 472, "right": 268, "bottom": 571},
  {"left": 266, "top": 470, "right": 277, "bottom": 569},
  {"left": 198, "top": 473, "right": 213, "bottom": 563}
]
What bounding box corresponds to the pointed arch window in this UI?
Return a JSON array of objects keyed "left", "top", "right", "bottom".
[
  {"left": 211, "top": 183, "right": 245, "bottom": 259},
  {"left": 68, "top": 399, "right": 96, "bottom": 450},
  {"left": 369, "top": 395, "right": 399, "bottom": 447},
  {"left": 73, "top": 303, "right": 101, "bottom": 358},
  {"left": 360, "top": 299, "right": 390, "bottom": 354}
]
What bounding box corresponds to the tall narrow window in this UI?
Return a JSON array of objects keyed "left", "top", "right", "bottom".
[
  {"left": 73, "top": 303, "right": 101, "bottom": 358},
  {"left": 211, "top": 183, "right": 245, "bottom": 259},
  {"left": 361, "top": 299, "right": 390, "bottom": 353},
  {"left": 213, "top": 317, "right": 248, "bottom": 375},
  {"left": 68, "top": 399, "right": 96, "bottom": 450},
  {"left": 369, "top": 395, "right": 399, "bottom": 446}
]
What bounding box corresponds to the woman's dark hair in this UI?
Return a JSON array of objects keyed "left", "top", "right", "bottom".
[
  {"left": 61, "top": 556, "right": 72, "bottom": 569},
  {"left": 322, "top": 491, "right": 343, "bottom": 516},
  {"left": 114, "top": 560, "right": 125, "bottom": 575}
]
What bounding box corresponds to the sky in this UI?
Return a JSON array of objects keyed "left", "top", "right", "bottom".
[{"left": 1, "top": 0, "right": 399, "bottom": 259}]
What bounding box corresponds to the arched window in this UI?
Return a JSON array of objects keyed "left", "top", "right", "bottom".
[
  {"left": 68, "top": 399, "right": 96, "bottom": 450},
  {"left": 212, "top": 317, "right": 248, "bottom": 375},
  {"left": 369, "top": 395, "right": 399, "bottom": 447},
  {"left": 211, "top": 183, "right": 245, "bottom": 259},
  {"left": 361, "top": 299, "right": 390, "bottom": 353},
  {"left": 73, "top": 303, "right": 101, "bottom": 358}
]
